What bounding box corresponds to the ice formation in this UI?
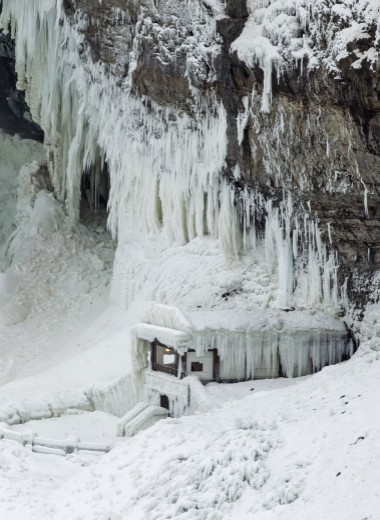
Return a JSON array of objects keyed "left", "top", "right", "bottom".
[
  {"left": 232, "top": 0, "right": 380, "bottom": 111},
  {"left": 191, "top": 328, "right": 352, "bottom": 379},
  {"left": 0, "top": 0, "right": 348, "bottom": 315},
  {"left": 0, "top": 132, "right": 44, "bottom": 250},
  {"left": 133, "top": 324, "right": 191, "bottom": 350}
]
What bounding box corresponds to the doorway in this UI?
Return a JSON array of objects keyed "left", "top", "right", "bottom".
[{"left": 160, "top": 394, "right": 170, "bottom": 411}]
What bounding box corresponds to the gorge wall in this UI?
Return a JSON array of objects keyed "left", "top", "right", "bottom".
[
  {"left": 57, "top": 0, "right": 380, "bottom": 312},
  {"left": 1, "top": 0, "right": 379, "bottom": 335}
]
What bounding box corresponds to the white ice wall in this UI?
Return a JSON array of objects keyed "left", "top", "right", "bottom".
[{"left": 191, "top": 328, "right": 352, "bottom": 379}]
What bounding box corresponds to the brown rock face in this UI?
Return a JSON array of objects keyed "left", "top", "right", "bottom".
[
  {"left": 224, "top": 15, "right": 380, "bottom": 310},
  {"left": 62, "top": 0, "right": 380, "bottom": 312}
]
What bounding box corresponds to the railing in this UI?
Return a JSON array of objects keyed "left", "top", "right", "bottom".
[
  {"left": 0, "top": 427, "right": 112, "bottom": 456},
  {"left": 119, "top": 404, "right": 168, "bottom": 437}
]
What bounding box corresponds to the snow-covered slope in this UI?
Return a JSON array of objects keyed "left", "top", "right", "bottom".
[{"left": 0, "top": 342, "right": 378, "bottom": 519}]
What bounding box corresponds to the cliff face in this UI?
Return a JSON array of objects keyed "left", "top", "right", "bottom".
[
  {"left": 1, "top": 0, "right": 379, "bottom": 330},
  {"left": 225, "top": 0, "right": 380, "bottom": 312},
  {"left": 58, "top": 0, "right": 380, "bottom": 312}
]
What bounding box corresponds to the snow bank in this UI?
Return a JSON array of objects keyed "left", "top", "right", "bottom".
[
  {"left": 144, "top": 304, "right": 193, "bottom": 334},
  {"left": 11, "top": 340, "right": 378, "bottom": 520},
  {"left": 133, "top": 323, "right": 191, "bottom": 349}
]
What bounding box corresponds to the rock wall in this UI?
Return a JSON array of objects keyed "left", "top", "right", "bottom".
[
  {"left": 2, "top": 0, "right": 379, "bottom": 326},
  {"left": 224, "top": 0, "right": 380, "bottom": 312},
  {"left": 57, "top": 0, "right": 380, "bottom": 315}
]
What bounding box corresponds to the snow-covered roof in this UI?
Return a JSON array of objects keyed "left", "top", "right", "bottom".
[
  {"left": 132, "top": 323, "right": 191, "bottom": 349},
  {"left": 187, "top": 308, "right": 348, "bottom": 333},
  {"left": 136, "top": 303, "right": 347, "bottom": 347},
  {"left": 142, "top": 304, "right": 193, "bottom": 334}
]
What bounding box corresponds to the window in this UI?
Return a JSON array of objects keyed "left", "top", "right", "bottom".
[
  {"left": 152, "top": 342, "right": 179, "bottom": 377},
  {"left": 191, "top": 361, "right": 203, "bottom": 372}
]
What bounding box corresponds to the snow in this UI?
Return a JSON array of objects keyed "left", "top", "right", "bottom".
[
  {"left": 13, "top": 410, "right": 121, "bottom": 444},
  {"left": 0, "top": 344, "right": 377, "bottom": 518},
  {"left": 133, "top": 323, "right": 191, "bottom": 348},
  {"left": 0, "top": 306, "right": 145, "bottom": 423},
  {"left": 122, "top": 405, "right": 168, "bottom": 438},
  {"left": 143, "top": 303, "right": 193, "bottom": 334}
]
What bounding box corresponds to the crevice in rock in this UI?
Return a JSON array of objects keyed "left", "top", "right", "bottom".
[{"left": 0, "top": 31, "right": 44, "bottom": 141}]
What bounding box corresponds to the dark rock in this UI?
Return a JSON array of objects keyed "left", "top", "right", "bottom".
[
  {"left": 226, "top": 0, "right": 248, "bottom": 19},
  {"left": 0, "top": 32, "right": 44, "bottom": 141}
]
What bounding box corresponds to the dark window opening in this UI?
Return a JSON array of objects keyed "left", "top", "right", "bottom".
[
  {"left": 191, "top": 361, "right": 203, "bottom": 372},
  {"left": 0, "top": 33, "right": 44, "bottom": 141},
  {"left": 160, "top": 394, "right": 170, "bottom": 411},
  {"left": 152, "top": 341, "right": 179, "bottom": 377}
]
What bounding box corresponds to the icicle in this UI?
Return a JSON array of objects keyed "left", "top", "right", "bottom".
[
  {"left": 327, "top": 222, "right": 332, "bottom": 244},
  {"left": 237, "top": 96, "right": 250, "bottom": 145},
  {"left": 0, "top": 0, "right": 228, "bottom": 237},
  {"left": 340, "top": 278, "right": 349, "bottom": 309},
  {"left": 191, "top": 327, "right": 352, "bottom": 380},
  {"left": 218, "top": 184, "right": 242, "bottom": 261}
]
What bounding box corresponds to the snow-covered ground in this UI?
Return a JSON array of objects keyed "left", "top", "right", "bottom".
[
  {"left": 0, "top": 66, "right": 368, "bottom": 520},
  {"left": 0, "top": 343, "right": 378, "bottom": 519},
  {"left": 13, "top": 410, "right": 121, "bottom": 444}
]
